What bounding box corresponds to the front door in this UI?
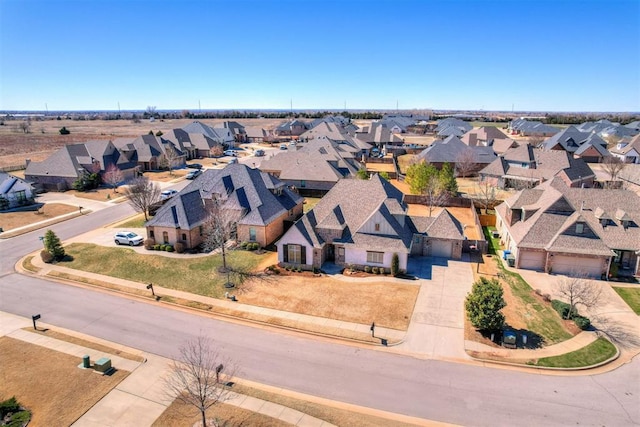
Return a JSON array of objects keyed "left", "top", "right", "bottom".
[{"left": 327, "top": 244, "right": 335, "bottom": 261}]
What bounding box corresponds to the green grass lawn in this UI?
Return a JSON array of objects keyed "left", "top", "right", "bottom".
[
  {"left": 535, "top": 337, "right": 617, "bottom": 368},
  {"left": 61, "top": 243, "right": 269, "bottom": 298},
  {"left": 613, "top": 287, "right": 640, "bottom": 315},
  {"left": 113, "top": 214, "right": 147, "bottom": 229},
  {"left": 498, "top": 262, "right": 573, "bottom": 344},
  {"left": 482, "top": 226, "right": 501, "bottom": 255}
]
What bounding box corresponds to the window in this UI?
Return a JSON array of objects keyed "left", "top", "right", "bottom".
[
  {"left": 414, "top": 236, "right": 421, "bottom": 244},
  {"left": 149, "top": 230, "right": 155, "bottom": 239},
  {"left": 15, "top": 190, "right": 26, "bottom": 202},
  {"left": 288, "top": 244, "right": 302, "bottom": 264},
  {"left": 199, "top": 225, "right": 203, "bottom": 236},
  {"left": 162, "top": 231, "right": 169, "bottom": 244},
  {"left": 181, "top": 233, "right": 187, "bottom": 241},
  {"left": 367, "top": 251, "right": 384, "bottom": 264},
  {"left": 374, "top": 223, "right": 380, "bottom": 232},
  {"left": 337, "top": 247, "right": 344, "bottom": 257},
  {"left": 249, "top": 228, "right": 256, "bottom": 242},
  {"left": 300, "top": 180, "right": 306, "bottom": 188},
  {"left": 576, "top": 223, "right": 584, "bottom": 234}
]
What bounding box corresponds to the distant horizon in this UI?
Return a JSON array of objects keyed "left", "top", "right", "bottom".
[{"left": 1, "top": 0, "right": 638, "bottom": 112}]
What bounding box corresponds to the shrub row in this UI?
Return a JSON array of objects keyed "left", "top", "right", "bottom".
[
  {"left": 239, "top": 241, "right": 260, "bottom": 251},
  {"left": 551, "top": 300, "right": 591, "bottom": 330},
  {"left": 148, "top": 244, "right": 174, "bottom": 252}
]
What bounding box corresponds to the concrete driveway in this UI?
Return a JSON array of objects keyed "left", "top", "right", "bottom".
[{"left": 399, "top": 256, "right": 474, "bottom": 360}]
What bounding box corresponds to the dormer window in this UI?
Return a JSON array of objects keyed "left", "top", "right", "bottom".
[
  {"left": 576, "top": 223, "right": 584, "bottom": 234},
  {"left": 374, "top": 223, "right": 380, "bottom": 232}
]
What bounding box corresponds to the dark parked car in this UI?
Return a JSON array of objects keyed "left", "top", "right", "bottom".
[{"left": 187, "top": 163, "right": 203, "bottom": 169}]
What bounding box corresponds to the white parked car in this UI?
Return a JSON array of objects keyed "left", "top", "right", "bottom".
[
  {"left": 160, "top": 189, "right": 178, "bottom": 201},
  {"left": 224, "top": 149, "right": 237, "bottom": 156},
  {"left": 114, "top": 231, "right": 144, "bottom": 246}
]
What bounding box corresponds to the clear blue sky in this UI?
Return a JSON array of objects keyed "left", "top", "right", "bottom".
[{"left": 1, "top": 0, "right": 639, "bottom": 112}]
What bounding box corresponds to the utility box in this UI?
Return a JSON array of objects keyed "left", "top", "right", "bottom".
[
  {"left": 94, "top": 357, "right": 112, "bottom": 373},
  {"left": 506, "top": 254, "right": 515, "bottom": 267},
  {"left": 82, "top": 355, "right": 90, "bottom": 369}
]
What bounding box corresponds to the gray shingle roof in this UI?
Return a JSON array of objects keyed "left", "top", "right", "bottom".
[{"left": 415, "top": 135, "right": 496, "bottom": 164}]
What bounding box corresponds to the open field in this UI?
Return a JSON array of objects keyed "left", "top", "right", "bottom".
[
  {"left": 0, "top": 336, "right": 128, "bottom": 427},
  {"left": 0, "top": 203, "right": 78, "bottom": 231}
]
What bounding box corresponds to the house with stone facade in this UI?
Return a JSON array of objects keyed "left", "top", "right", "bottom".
[
  {"left": 276, "top": 175, "right": 465, "bottom": 272},
  {"left": 495, "top": 177, "right": 640, "bottom": 278},
  {"left": 145, "top": 164, "right": 303, "bottom": 249}
]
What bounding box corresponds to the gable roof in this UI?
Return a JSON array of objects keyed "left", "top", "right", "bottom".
[
  {"left": 541, "top": 126, "right": 607, "bottom": 153},
  {"left": 415, "top": 135, "right": 496, "bottom": 164},
  {"left": 182, "top": 121, "right": 234, "bottom": 142},
  {"left": 259, "top": 138, "right": 363, "bottom": 182},
  {"left": 153, "top": 163, "right": 303, "bottom": 228},
  {"left": 497, "top": 177, "right": 640, "bottom": 253}
]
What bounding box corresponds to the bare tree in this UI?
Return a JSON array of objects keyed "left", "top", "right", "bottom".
[
  {"left": 146, "top": 105, "right": 157, "bottom": 117},
  {"left": 602, "top": 156, "right": 626, "bottom": 188},
  {"left": 164, "top": 336, "right": 236, "bottom": 427},
  {"left": 210, "top": 145, "right": 224, "bottom": 158},
  {"left": 202, "top": 198, "right": 245, "bottom": 273},
  {"left": 103, "top": 164, "right": 124, "bottom": 192},
  {"left": 557, "top": 276, "right": 603, "bottom": 319},
  {"left": 161, "top": 143, "right": 181, "bottom": 176},
  {"left": 18, "top": 119, "right": 31, "bottom": 134},
  {"left": 425, "top": 177, "right": 449, "bottom": 217},
  {"left": 474, "top": 179, "right": 497, "bottom": 214},
  {"left": 527, "top": 135, "right": 545, "bottom": 147},
  {"left": 123, "top": 176, "right": 161, "bottom": 220},
  {"left": 455, "top": 148, "right": 478, "bottom": 178}
]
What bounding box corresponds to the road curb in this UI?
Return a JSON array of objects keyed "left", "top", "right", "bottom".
[
  {"left": 15, "top": 254, "right": 403, "bottom": 349},
  {"left": 0, "top": 210, "right": 92, "bottom": 239}
]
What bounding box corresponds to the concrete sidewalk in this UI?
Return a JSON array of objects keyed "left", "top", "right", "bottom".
[{"left": 0, "top": 311, "right": 336, "bottom": 427}]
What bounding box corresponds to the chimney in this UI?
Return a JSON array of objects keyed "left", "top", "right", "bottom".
[{"left": 25, "top": 159, "right": 31, "bottom": 166}]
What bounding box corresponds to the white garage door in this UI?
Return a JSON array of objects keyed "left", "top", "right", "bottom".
[
  {"left": 552, "top": 255, "right": 603, "bottom": 278},
  {"left": 519, "top": 250, "right": 545, "bottom": 271},
  {"left": 431, "top": 240, "right": 452, "bottom": 258}
]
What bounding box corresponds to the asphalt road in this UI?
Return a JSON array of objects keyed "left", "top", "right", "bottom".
[{"left": 1, "top": 203, "right": 639, "bottom": 426}]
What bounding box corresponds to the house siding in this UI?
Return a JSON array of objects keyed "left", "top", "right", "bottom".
[{"left": 344, "top": 247, "right": 408, "bottom": 271}]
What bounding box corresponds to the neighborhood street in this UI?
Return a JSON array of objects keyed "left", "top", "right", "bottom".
[{"left": 1, "top": 202, "right": 639, "bottom": 426}]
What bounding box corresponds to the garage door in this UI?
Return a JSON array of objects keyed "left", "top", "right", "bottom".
[
  {"left": 431, "top": 240, "right": 452, "bottom": 258},
  {"left": 552, "top": 255, "right": 604, "bottom": 278},
  {"left": 518, "top": 250, "right": 545, "bottom": 271}
]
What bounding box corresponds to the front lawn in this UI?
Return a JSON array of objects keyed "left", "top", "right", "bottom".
[
  {"left": 482, "top": 226, "right": 502, "bottom": 255},
  {"left": 535, "top": 337, "right": 617, "bottom": 368},
  {"left": 113, "top": 213, "right": 147, "bottom": 229},
  {"left": 613, "top": 287, "right": 640, "bottom": 315},
  {"left": 61, "top": 243, "right": 269, "bottom": 298}
]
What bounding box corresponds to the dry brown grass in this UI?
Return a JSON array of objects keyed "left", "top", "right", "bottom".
[
  {"left": 153, "top": 396, "right": 288, "bottom": 427},
  {"left": 0, "top": 336, "right": 129, "bottom": 427},
  {"left": 241, "top": 275, "right": 418, "bottom": 330},
  {"left": 365, "top": 162, "right": 396, "bottom": 173},
  {"left": 22, "top": 256, "right": 40, "bottom": 273},
  {"left": 143, "top": 169, "right": 189, "bottom": 182},
  {"left": 26, "top": 328, "right": 145, "bottom": 362},
  {"left": 0, "top": 203, "right": 78, "bottom": 231},
  {"left": 401, "top": 135, "right": 435, "bottom": 146},
  {"left": 66, "top": 187, "right": 123, "bottom": 201}
]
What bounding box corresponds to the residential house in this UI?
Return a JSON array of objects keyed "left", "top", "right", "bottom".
[
  {"left": 539, "top": 126, "right": 609, "bottom": 162},
  {"left": 479, "top": 144, "right": 594, "bottom": 189},
  {"left": 0, "top": 172, "right": 35, "bottom": 210},
  {"left": 274, "top": 119, "right": 308, "bottom": 138},
  {"left": 495, "top": 177, "right": 640, "bottom": 278},
  {"left": 259, "top": 138, "right": 364, "bottom": 195},
  {"left": 508, "top": 119, "right": 560, "bottom": 137},
  {"left": 414, "top": 135, "right": 496, "bottom": 175},
  {"left": 609, "top": 134, "right": 640, "bottom": 164},
  {"left": 434, "top": 118, "right": 473, "bottom": 139},
  {"left": 461, "top": 126, "right": 509, "bottom": 147},
  {"left": 577, "top": 119, "right": 638, "bottom": 139},
  {"left": 25, "top": 139, "right": 139, "bottom": 190},
  {"left": 309, "top": 115, "right": 352, "bottom": 129},
  {"left": 299, "top": 122, "right": 372, "bottom": 153},
  {"left": 161, "top": 129, "right": 222, "bottom": 159},
  {"left": 276, "top": 175, "right": 465, "bottom": 271},
  {"left": 181, "top": 121, "right": 235, "bottom": 148},
  {"left": 379, "top": 115, "right": 420, "bottom": 133},
  {"left": 146, "top": 164, "right": 303, "bottom": 249},
  {"left": 245, "top": 126, "right": 270, "bottom": 143},
  {"left": 222, "top": 121, "right": 247, "bottom": 143},
  {"left": 112, "top": 135, "right": 186, "bottom": 171},
  {"left": 355, "top": 122, "right": 403, "bottom": 147}
]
